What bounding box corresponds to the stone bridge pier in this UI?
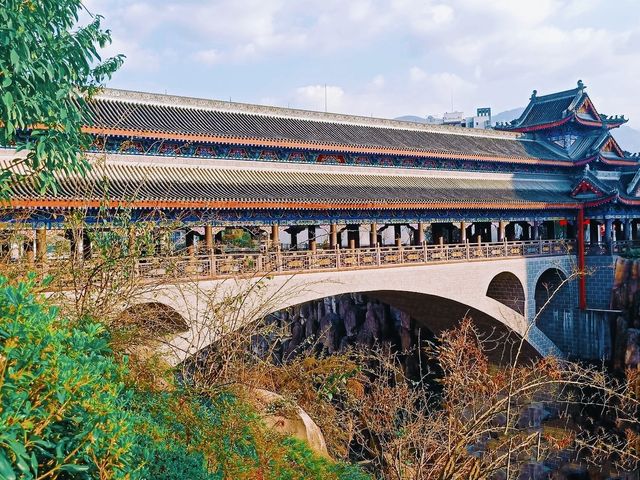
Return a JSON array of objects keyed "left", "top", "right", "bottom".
[{"left": 128, "top": 255, "right": 578, "bottom": 365}]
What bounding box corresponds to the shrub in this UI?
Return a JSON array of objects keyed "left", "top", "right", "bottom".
[{"left": 0, "top": 275, "right": 135, "bottom": 479}]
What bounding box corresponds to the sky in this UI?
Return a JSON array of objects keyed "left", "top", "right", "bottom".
[{"left": 84, "top": 0, "right": 640, "bottom": 127}]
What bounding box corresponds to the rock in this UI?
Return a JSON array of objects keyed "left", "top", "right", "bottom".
[
  {"left": 250, "top": 388, "right": 329, "bottom": 458},
  {"left": 625, "top": 328, "right": 640, "bottom": 368},
  {"left": 357, "top": 301, "right": 381, "bottom": 347}
]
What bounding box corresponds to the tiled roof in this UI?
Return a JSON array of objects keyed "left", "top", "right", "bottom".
[
  {"left": 81, "top": 89, "right": 567, "bottom": 162},
  {"left": 6, "top": 159, "right": 576, "bottom": 209},
  {"left": 505, "top": 87, "right": 582, "bottom": 131}
]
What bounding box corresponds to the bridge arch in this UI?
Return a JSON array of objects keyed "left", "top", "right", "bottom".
[
  {"left": 534, "top": 268, "right": 569, "bottom": 315},
  {"left": 143, "top": 258, "right": 571, "bottom": 364},
  {"left": 118, "top": 301, "right": 189, "bottom": 336},
  {"left": 486, "top": 272, "right": 525, "bottom": 314}
]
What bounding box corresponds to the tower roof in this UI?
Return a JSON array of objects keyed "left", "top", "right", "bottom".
[{"left": 497, "top": 80, "right": 627, "bottom": 132}]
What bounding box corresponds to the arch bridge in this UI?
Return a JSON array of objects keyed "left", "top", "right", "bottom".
[{"left": 122, "top": 239, "right": 577, "bottom": 364}]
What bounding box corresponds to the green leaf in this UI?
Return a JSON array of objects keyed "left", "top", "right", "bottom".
[
  {"left": 59, "top": 464, "right": 90, "bottom": 473},
  {"left": 0, "top": 450, "right": 16, "bottom": 480},
  {"left": 9, "top": 49, "right": 19, "bottom": 67},
  {"left": 2, "top": 91, "right": 14, "bottom": 109}
]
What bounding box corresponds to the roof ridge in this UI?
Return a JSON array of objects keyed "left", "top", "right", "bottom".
[
  {"left": 94, "top": 88, "right": 523, "bottom": 141},
  {"left": 532, "top": 87, "right": 581, "bottom": 102}
]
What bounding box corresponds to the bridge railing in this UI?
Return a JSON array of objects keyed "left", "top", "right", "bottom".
[
  {"left": 585, "top": 240, "right": 640, "bottom": 256},
  {"left": 134, "top": 239, "right": 575, "bottom": 281}
]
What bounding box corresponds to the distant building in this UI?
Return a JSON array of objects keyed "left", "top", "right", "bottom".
[
  {"left": 442, "top": 111, "right": 464, "bottom": 125},
  {"left": 434, "top": 108, "right": 492, "bottom": 129}
]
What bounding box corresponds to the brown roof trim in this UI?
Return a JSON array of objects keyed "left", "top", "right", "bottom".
[{"left": 81, "top": 126, "right": 573, "bottom": 167}]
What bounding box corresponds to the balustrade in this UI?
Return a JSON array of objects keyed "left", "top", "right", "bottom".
[{"left": 133, "top": 239, "right": 576, "bottom": 281}]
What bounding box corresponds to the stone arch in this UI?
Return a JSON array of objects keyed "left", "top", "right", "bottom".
[
  {"left": 533, "top": 267, "right": 578, "bottom": 356},
  {"left": 161, "top": 261, "right": 567, "bottom": 364},
  {"left": 534, "top": 268, "right": 568, "bottom": 315},
  {"left": 486, "top": 272, "right": 525, "bottom": 314},
  {"left": 118, "top": 302, "right": 189, "bottom": 337}
]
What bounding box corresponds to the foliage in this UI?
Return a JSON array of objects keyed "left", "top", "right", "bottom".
[
  {"left": 0, "top": 0, "right": 124, "bottom": 196},
  {"left": 0, "top": 275, "right": 135, "bottom": 479},
  {"left": 0, "top": 275, "right": 369, "bottom": 479},
  {"left": 128, "top": 384, "right": 368, "bottom": 480}
]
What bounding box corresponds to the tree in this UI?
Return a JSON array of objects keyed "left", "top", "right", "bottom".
[{"left": 0, "top": 0, "right": 123, "bottom": 196}]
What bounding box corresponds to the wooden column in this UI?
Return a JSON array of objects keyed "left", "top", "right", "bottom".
[
  {"left": 498, "top": 221, "right": 506, "bottom": 242},
  {"left": 271, "top": 224, "right": 280, "bottom": 249},
  {"left": 369, "top": 223, "right": 378, "bottom": 247},
  {"left": 329, "top": 224, "right": 338, "bottom": 249},
  {"left": 205, "top": 225, "right": 214, "bottom": 251},
  {"left": 416, "top": 222, "right": 425, "bottom": 245},
  {"left": 35, "top": 227, "right": 47, "bottom": 264},
  {"left": 460, "top": 221, "right": 467, "bottom": 242}
]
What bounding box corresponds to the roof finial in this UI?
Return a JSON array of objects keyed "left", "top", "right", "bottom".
[
  {"left": 577, "top": 79, "right": 584, "bottom": 90},
  {"left": 530, "top": 89, "right": 537, "bottom": 100}
]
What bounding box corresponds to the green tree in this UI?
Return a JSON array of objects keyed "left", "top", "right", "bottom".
[
  {"left": 0, "top": 276, "right": 135, "bottom": 479},
  {"left": 0, "top": 0, "right": 123, "bottom": 196}
]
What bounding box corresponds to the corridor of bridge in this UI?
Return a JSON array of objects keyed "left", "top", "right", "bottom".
[{"left": 7, "top": 215, "right": 640, "bottom": 264}]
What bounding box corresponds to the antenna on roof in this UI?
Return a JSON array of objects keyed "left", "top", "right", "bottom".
[{"left": 324, "top": 84, "right": 328, "bottom": 113}]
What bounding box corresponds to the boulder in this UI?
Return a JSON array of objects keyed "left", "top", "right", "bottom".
[{"left": 250, "top": 388, "right": 329, "bottom": 458}]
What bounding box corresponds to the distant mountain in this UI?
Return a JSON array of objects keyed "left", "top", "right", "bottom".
[
  {"left": 490, "top": 107, "right": 524, "bottom": 126},
  {"left": 394, "top": 115, "right": 430, "bottom": 124},
  {"left": 612, "top": 125, "right": 640, "bottom": 153}
]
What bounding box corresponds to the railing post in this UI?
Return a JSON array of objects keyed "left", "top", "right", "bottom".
[
  {"left": 276, "top": 246, "right": 282, "bottom": 272},
  {"left": 466, "top": 239, "right": 470, "bottom": 260},
  {"left": 376, "top": 244, "right": 381, "bottom": 266},
  {"left": 504, "top": 239, "right": 508, "bottom": 257},
  {"left": 336, "top": 247, "right": 341, "bottom": 270},
  {"left": 210, "top": 252, "right": 216, "bottom": 277},
  {"left": 423, "top": 241, "right": 428, "bottom": 263},
  {"left": 538, "top": 238, "right": 543, "bottom": 255}
]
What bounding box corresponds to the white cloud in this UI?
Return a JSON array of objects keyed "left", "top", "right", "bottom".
[
  {"left": 192, "top": 49, "right": 222, "bottom": 66},
  {"left": 88, "top": 0, "right": 640, "bottom": 127}
]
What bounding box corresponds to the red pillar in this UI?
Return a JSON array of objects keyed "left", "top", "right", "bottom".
[{"left": 578, "top": 207, "right": 586, "bottom": 310}]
